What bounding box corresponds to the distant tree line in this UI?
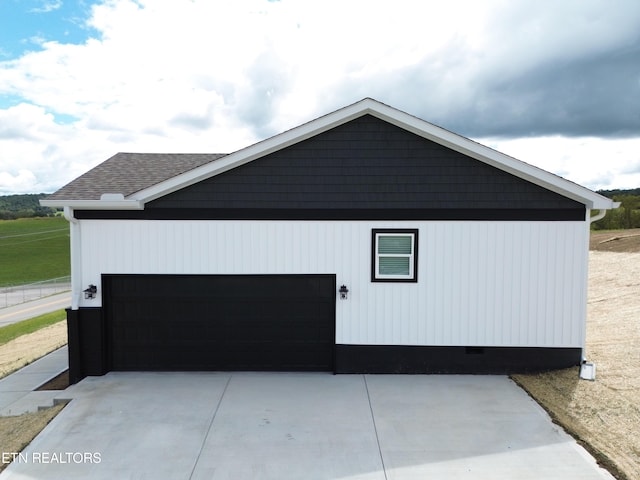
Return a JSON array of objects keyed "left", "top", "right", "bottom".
[
  {"left": 0, "top": 194, "right": 59, "bottom": 220},
  {"left": 592, "top": 189, "right": 640, "bottom": 230}
]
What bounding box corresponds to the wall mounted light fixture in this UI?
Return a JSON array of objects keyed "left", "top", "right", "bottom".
[
  {"left": 339, "top": 285, "right": 349, "bottom": 300},
  {"left": 84, "top": 284, "right": 97, "bottom": 299}
]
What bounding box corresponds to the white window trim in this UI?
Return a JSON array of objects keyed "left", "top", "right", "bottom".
[{"left": 372, "top": 229, "right": 418, "bottom": 283}]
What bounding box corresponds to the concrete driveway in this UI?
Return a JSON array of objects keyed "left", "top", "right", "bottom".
[{"left": 0, "top": 373, "right": 613, "bottom": 479}]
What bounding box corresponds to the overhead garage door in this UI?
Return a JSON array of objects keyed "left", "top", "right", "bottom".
[{"left": 103, "top": 274, "right": 336, "bottom": 371}]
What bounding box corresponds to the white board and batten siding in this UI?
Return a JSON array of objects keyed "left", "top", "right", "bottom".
[{"left": 78, "top": 219, "right": 588, "bottom": 349}]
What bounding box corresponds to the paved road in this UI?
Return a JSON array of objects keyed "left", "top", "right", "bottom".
[
  {"left": 0, "top": 283, "right": 70, "bottom": 309},
  {"left": 0, "top": 292, "right": 71, "bottom": 327}
]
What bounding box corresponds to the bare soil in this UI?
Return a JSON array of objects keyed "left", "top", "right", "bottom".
[
  {"left": 0, "top": 231, "right": 639, "bottom": 477},
  {"left": 0, "top": 403, "right": 67, "bottom": 473},
  {"left": 0, "top": 321, "right": 67, "bottom": 378},
  {"left": 36, "top": 370, "right": 69, "bottom": 391},
  {"left": 589, "top": 228, "right": 640, "bottom": 253}
]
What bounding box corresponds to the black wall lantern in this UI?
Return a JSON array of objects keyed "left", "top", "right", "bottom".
[
  {"left": 339, "top": 284, "right": 349, "bottom": 300},
  {"left": 84, "top": 284, "right": 97, "bottom": 299}
]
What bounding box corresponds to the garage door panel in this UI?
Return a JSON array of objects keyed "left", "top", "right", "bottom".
[{"left": 104, "top": 274, "right": 335, "bottom": 371}]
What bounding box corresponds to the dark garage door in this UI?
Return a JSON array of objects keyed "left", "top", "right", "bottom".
[{"left": 103, "top": 274, "right": 336, "bottom": 371}]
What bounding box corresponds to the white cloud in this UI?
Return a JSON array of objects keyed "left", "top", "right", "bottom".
[
  {"left": 29, "top": 0, "right": 63, "bottom": 14},
  {"left": 483, "top": 136, "right": 640, "bottom": 191},
  {"left": 0, "top": 170, "right": 38, "bottom": 193},
  {"left": 0, "top": 0, "right": 638, "bottom": 195},
  {"left": 0, "top": 103, "right": 105, "bottom": 193}
]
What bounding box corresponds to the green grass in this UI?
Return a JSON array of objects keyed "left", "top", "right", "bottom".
[
  {"left": 0, "top": 309, "right": 66, "bottom": 346},
  {"left": 0, "top": 217, "right": 70, "bottom": 287}
]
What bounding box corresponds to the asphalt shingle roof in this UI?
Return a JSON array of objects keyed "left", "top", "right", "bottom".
[{"left": 46, "top": 152, "right": 227, "bottom": 201}]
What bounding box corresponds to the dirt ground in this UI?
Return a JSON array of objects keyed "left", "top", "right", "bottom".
[
  {"left": 589, "top": 228, "right": 640, "bottom": 253},
  {"left": 0, "top": 403, "right": 66, "bottom": 473},
  {"left": 0, "top": 321, "right": 67, "bottom": 378},
  {"left": 0, "top": 231, "right": 638, "bottom": 477}
]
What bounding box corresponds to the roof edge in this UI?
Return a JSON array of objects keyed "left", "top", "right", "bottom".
[
  {"left": 43, "top": 98, "right": 617, "bottom": 211},
  {"left": 40, "top": 199, "right": 144, "bottom": 210},
  {"left": 130, "top": 98, "right": 615, "bottom": 210},
  {"left": 360, "top": 101, "right": 616, "bottom": 210},
  {"left": 130, "top": 99, "right": 379, "bottom": 204}
]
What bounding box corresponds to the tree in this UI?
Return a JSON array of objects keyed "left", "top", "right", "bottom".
[
  {"left": 592, "top": 192, "right": 640, "bottom": 230},
  {"left": 0, "top": 194, "right": 58, "bottom": 219}
]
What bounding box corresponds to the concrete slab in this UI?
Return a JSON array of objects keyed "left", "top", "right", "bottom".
[
  {"left": 0, "top": 391, "right": 65, "bottom": 416},
  {"left": 365, "top": 375, "right": 613, "bottom": 479},
  {"left": 16, "top": 347, "right": 68, "bottom": 375},
  {"left": 1, "top": 372, "right": 231, "bottom": 480},
  {"left": 190, "top": 373, "right": 384, "bottom": 480},
  {"left": 0, "top": 346, "right": 69, "bottom": 416},
  {"left": 0, "top": 373, "right": 60, "bottom": 393},
  {"left": 0, "top": 392, "right": 25, "bottom": 409},
  {"left": 0, "top": 373, "right": 616, "bottom": 480}
]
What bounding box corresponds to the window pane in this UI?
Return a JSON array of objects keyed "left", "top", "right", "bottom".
[
  {"left": 378, "top": 235, "right": 412, "bottom": 254},
  {"left": 379, "top": 256, "right": 410, "bottom": 275}
]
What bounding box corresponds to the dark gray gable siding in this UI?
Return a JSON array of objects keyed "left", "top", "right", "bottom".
[{"left": 76, "top": 115, "right": 584, "bottom": 220}]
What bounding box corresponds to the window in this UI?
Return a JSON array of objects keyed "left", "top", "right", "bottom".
[{"left": 371, "top": 229, "right": 418, "bottom": 282}]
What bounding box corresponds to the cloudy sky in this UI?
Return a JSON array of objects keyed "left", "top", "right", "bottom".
[{"left": 1, "top": 0, "right": 639, "bottom": 195}]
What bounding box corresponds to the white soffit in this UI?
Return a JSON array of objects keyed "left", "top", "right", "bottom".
[{"left": 40, "top": 199, "right": 144, "bottom": 210}]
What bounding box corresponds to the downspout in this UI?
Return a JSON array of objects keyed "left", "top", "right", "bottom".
[
  {"left": 589, "top": 209, "right": 607, "bottom": 224},
  {"left": 63, "top": 206, "right": 82, "bottom": 310},
  {"left": 579, "top": 203, "right": 621, "bottom": 379},
  {"left": 589, "top": 202, "right": 621, "bottom": 225}
]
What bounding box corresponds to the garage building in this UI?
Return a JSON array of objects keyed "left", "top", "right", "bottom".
[{"left": 41, "top": 98, "right": 617, "bottom": 384}]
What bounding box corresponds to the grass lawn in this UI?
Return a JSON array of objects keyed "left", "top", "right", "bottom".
[
  {"left": 0, "top": 217, "right": 70, "bottom": 287},
  {"left": 0, "top": 310, "right": 66, "bottom": 346}
]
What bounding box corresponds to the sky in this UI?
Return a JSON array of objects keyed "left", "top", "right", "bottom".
[{"left": 1, "top": 0, "right": 639, "bottom": 195}]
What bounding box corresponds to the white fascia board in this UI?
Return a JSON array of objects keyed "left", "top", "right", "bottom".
[
  {"left": 131, "top": 97, "right": 616, "bottom": 210},
  {"left": 40, "top": 199, "right": 144, "bottom": 210}
]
